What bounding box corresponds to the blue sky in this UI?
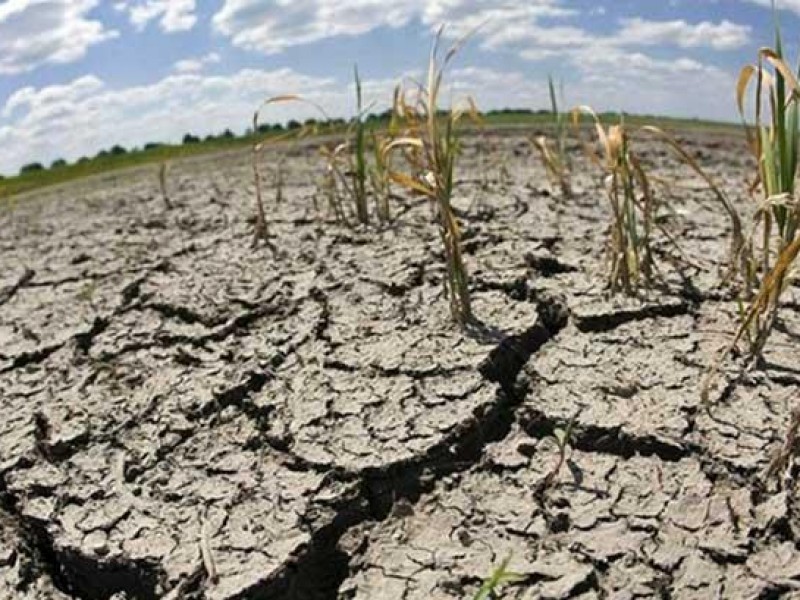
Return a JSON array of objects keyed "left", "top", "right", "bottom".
[{"left": 0, "top": 0, "right": 799, "bottom": 175}]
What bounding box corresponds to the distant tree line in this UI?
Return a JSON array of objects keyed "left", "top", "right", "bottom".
[
  {"left": 15, "top": 128, "right": 240, "bottom": 176},
  {"left": 13, "top": 108, "right": 544, "bottom": 177}
]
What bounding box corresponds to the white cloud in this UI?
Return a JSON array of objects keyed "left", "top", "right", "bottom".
[
  {"left": 451, "top": 60, "right": 735, "bottom": 125},
  {"left": 0, "top": 0, "right": 117, "bottom": 75},
  {"left": 447, "top": 8, "right": 750, "bottom": 55},
  {"left": 744, "top": 0, "right": 800, "bottom": 15},
  {"left": 0, "top": 68, "right": 342, "bottom": 174},
  {"left": 615, "top": 18, "right": 750, "bottom": 50},
  {"left": 423, "top": 5, "right": 745, "bottom": 116},
  {"left": 211, "top": 1, "right": 581, "bottom": 54},
  {"left": 116, "top": 0, "right": 197, "bottom": 32},
  {"left": 212, "top": 0, "right": 420, "bottom": 54},
  {"left": 2, "top": 75, "right": 104, "bottom": 119},
  {"left": 209, "top": 0, "right": 747, "bottom": 121},
  {"left": 212, "top": 0, "right": 750, "bottom": 55},
  {"left": 174, "top": 52, "right": 221, "bottom": 74}
]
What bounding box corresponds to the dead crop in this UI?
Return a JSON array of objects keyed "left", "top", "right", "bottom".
[
  {"left": 352, "top": 66, "right": 370, "bottom": 224},
  {"left": 251, "top": 95, "right": 326, "bottom": 248},
  {"left": 369, "top": 130, "right": 393, "bottom": 222},
  {"left": 701, "top": 17, "right": 800, "bottom": 396},
  {"left": 764, "top": 404, "right": 800, "bottom": 490},
  {"left": 318, "top": 141, "right": 351, "bottom": 223},
  {"left": 475, "top": 134, "right": 512, "bottom": 207},
  {"left": 732, "top": 30, "right": 800, "bottom": 359},
  {"left": 315, "top": 69, "right": 391, "bottom": 226},
  {"left": 533, "top": 76, "right": 572, "bottom": 198},
  {"left": 639, "top": 126, "right": 745, "bottom": 283},
  {"left": 274, "top": 158, "right": 285, "bottom": 206},
  {"left": 251, "top": 96, "right": 294, "bottom": 248},
  {"left": 368, "top": 88, "right": 401, "bottom": 224},
  {"left": 570, "top": 109, "right": 733, "bottom": 296},
  {"left": 382, "top": 27, "right": 478, "bottom": 325},
  {"left": 158, "top": 161, "right": 172, "bottom": 209},
  {"left": 572, "top": 108, "right": 657, "bottom": 295}
]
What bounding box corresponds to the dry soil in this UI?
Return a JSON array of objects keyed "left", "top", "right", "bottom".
[{"left": 2, "top": 129, "right": 799, "bottom": 600}]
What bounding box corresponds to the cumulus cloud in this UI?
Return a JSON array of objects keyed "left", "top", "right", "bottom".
[
  {"left": 0, "top": 68, "right": 339, "bottom": 174},
  {"left": 2, "top": 75, "right": 104, "bottom": 119},
  {"left": 441, "top": 5, "right": 750, "bottom": 56},
  {"left": 211, "top": 0, "right": 578, "bottom": 54},
  {"left": 116, "top": 0, "right": 197, "bottom": 32},
  {"left": 615, "top": 18, "right": 750, "bottom": 50},
  {"left": 212, "top": 0, "right": 419, "bottom": 54},
  {"left": 209, "top": 0, "right": 747, "bottom": 119},
  {"left": 212, "top": 0, "right": 750, "bottom": 55},
  {"left": 174, "top": 52, "right": 221, "bottom": 74},
  {"left": 0, "top": 0, "right": 117, "bottom": 75}
]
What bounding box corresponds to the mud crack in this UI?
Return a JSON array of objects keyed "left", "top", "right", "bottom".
[
  {"left": 267, "top": 295, "right": 572, "bottom": 599},
  {"left": 574, "top": 299, "right": 693, "bottom": 333},
  {"left": 0, "top": 268, "right": 34, "bottom": 306}
]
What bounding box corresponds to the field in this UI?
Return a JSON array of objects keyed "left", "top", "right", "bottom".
[
  {"left": 0, "top": 112, "right": 736, "bottom": 202},
  {"left": 3, "top": 121, "right": 800, "bottom": 600}
]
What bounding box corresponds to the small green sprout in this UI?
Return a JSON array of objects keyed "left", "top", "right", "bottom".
[
  {"left": 539, "top": 410, "right": 580, "bottom": 493},
  {"left": 473, "top": 555, "right": 523, "bottom": 600},
  {"left": 76, "top": 281, "right": 97, "bottom": 303}
]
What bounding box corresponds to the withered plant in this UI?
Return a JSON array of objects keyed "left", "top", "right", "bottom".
[
  {"left": 316, "top": 69, "right": 389, "bottom": 226},
  {"left": 639, "top": 126, "right": 745, "bottom": 283},
  {"left": 319, "top": 140, "right": 357, "bottom": 225},
  {"left": 534, "top": 76, "right": 572, "bottom": 197},
  {"left": 573, "top": 109, "right": 735, "bottom": 296},
  {"left": 572, "top": 107, "right": 656, "bottom": 294},
  {"left": 251, "top": 95, "right": 326, "bottom": 248},
  {"left": 764, "top": 404, "right": 800, "bottom": 489},
  {"left": 369, "top": 130, "right": 393, "bottom": 222},
  {"left": 383, "top": 28, "right": 478, "bottom": 325},
  {"left": 352, "top": 66, "right": 370, "bottom": 224},
  {"left": 158, "top": 161, "right": 172, "bottom": 209},
  {"left": 703, "top": 17, "right": 800, "bottom": 400},
  {"left": 732, "top": 34, "right": 800, "bottom": 359}
]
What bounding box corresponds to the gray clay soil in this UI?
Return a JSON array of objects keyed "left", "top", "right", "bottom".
[{"left": 2, "top": 129, "right": 800, "bottom": 599}]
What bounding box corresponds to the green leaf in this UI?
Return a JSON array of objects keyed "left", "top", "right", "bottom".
[{"left": 473, "top": 556, "right": 524, "bottom": 600}]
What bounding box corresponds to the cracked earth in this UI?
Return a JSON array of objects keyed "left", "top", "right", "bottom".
[{"left": 2, "top": 130, "right": 800, "bottom": 599}]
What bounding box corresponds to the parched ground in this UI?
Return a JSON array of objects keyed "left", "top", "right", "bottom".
[{"left": 2, "top": 129, "right": 800, "bottom": 600}]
